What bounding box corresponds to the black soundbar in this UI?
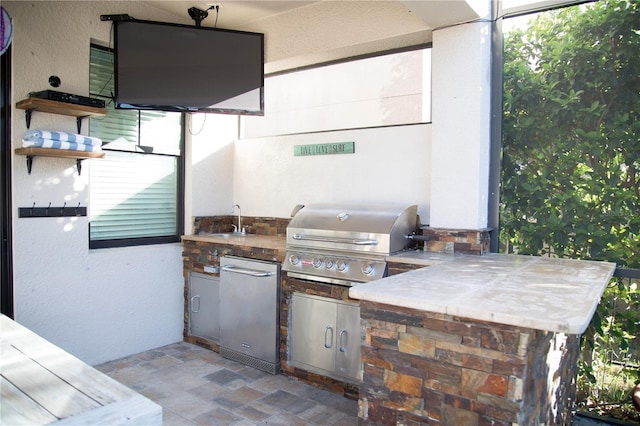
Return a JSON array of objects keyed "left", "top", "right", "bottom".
[{"left": 29, "top": 90, "right": 106, "bottom": 109}]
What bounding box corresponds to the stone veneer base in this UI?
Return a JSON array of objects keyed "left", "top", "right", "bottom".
[
  {"left": 358, "top": 300, "right": 580, "bottom": 425},
  {"left": 421, "top": 228, "right": 491, "bottom": 255}
]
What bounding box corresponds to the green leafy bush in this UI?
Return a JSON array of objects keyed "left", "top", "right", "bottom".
[{"left": 500, "top": 0, "right": 639, "bottom": 419}]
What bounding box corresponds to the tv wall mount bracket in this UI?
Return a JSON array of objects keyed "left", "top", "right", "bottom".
[{"left": 188, "top": 6, "right": 219, "bottom": 27}]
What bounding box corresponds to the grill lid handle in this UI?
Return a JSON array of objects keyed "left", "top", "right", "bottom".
[{"left": 291, "top": 234, "right": 378, "bottom": 246}]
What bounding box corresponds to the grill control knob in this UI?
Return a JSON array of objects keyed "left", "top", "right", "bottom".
[
  {"left": 312, "top": 257, "right": 324, "bottom": 268},
  {"left": 288, "top": 254, "right": 300, "bottom": 265},
  {"left": 362, "top": 263, "right": 375, "bottom": 276},
  {"left": 325, "top": 259, "right": 335, "bottom": 269},
  {"left": 336, "top": 260, "right": 348, "bottom": 272}
]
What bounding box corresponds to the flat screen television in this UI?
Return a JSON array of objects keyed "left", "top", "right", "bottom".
[{"left": 113, "top": 19, "right": 264, "bottom": 115}]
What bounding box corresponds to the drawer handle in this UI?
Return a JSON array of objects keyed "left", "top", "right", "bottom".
[
  {"left": 221, "top": 265, "right": 273, "bottom": 277},
  {"left": 324, "top": 325, "right": 334, "bottom": 349}
]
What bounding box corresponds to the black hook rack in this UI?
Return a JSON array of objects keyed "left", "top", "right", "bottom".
[{"left": 19, "top": 202, "right": 86, "bottom": 218}]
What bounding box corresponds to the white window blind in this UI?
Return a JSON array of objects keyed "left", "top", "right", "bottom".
[
  {"left": 90, "top": 152, "right": 178, "bottom": 240},
  {"left": 88, "top": 44, "right": 183, "bottom": 248}
]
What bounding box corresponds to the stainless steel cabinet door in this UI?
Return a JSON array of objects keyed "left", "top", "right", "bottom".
[
  {"left": 291, "top": 293, "right": 337, "bottom": 373},
  {"left": 335, "top": 302, "right": 362, "bottom": 381},
  {"left": 189, "top": 272, "right": 220, "bottom": 341}
]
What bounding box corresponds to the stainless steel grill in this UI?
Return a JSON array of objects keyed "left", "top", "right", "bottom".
[{"left": 282, "top": 203, "right": 418, "bottom": 286}]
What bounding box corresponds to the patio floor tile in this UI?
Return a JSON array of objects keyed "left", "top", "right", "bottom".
[{"left": 97, "top": 342, "right": 358, "bottom": 425}]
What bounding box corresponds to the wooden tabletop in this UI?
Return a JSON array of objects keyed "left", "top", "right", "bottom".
[{"left": 0, "top": 315, "right": 162, "bottom": 425}]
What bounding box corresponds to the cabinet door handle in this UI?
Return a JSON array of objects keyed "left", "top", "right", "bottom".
[
  {"left": 324, "top": 325, "right": 334, "bottom": 349},
  {"left": 190, "top": 295, "right": 200, "bottom": 313},
  {"left": 339, "top": 329, "right": 347, "bottom": 353}
]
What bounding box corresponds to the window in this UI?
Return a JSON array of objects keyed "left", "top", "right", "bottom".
[
  {"left": 242, "top": 47, "right": 431, "bottom": 138},
  {"left": 88, "top": 44, "right": 184, "bottom": 248}
]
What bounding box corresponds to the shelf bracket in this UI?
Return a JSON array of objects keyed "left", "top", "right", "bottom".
[
  {"left": 23, "top": 155, "right": 85, "bottom": 175},
  {"left": 24, "top": 110, "right": 32, "bottom": 129},
  {"left": 25, "top": 155, "right": 33, "bottom": 174},
  {"left": 22, "top": 107, "right": 85, "bottom": 133}
]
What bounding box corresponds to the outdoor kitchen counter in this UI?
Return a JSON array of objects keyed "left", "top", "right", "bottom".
[
  {"left": 182, "top": 233, "right": 286, "bottom": 251},
  {"left": 387, "top": 249, "right": 454, "bottom": 267},
  {"left": 350, "top": 253, "right": 616, "bottom": 334}
]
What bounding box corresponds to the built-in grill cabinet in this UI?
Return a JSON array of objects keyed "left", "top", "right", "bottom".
[
  {"left": 282, "top": 203, "right": 419, "bottom": 388},
  {"left": 290, "top": 293, "right": 362, "bottom": 383}
]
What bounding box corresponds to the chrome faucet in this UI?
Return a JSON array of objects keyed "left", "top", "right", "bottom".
[{"left": 231, "top": 204, "right": 244, "bottom": 234}]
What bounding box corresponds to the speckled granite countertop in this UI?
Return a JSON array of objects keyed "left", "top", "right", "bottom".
[{"left": 350, "top": 254, "right": 616, "bottom": 334}]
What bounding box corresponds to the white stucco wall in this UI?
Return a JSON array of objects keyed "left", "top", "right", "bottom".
[
  {"left": 5, "top": 1, "right": 191, "bottom": 365},
  {"left": 234, "top": 124, "right": 432, "bottom": 222},
  {"left": 235, "top": 48, "right": 433, "bottom": 223},
  {"left": 187, "top": 113, "right": 239, "bottom": 228}
]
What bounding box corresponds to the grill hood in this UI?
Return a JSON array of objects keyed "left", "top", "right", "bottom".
[{"left": 286, "top": 203, "right": 418, "bottom": 255}]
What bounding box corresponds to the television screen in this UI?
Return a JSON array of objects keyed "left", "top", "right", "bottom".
[{"left": 113, "top": 19, "right": 264, "bottom": 115}]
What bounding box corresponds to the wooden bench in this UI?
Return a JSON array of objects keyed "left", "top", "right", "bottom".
[{"left": 0, "top": 314, "right": 162, "bottom": 425}]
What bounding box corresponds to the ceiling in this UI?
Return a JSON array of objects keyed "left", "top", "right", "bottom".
[{"left": 146, "top": 1, "right": 484, "bottom": 74}]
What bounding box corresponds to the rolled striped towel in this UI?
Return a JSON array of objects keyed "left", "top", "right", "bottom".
[
  {"left": 23, "top": 129, "right": 102, "bottom": 147},
  {"left": 22, "top": 138, "right": 102, "bottom": 152}
]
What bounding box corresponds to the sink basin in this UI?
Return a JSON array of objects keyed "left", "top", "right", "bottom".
[{"left": 198, "top": 232, "right": 256, "bottom": 238}]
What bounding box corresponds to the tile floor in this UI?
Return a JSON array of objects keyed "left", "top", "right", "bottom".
[{"left": 96, "top": 342, "right": 358, "bottom": 425}]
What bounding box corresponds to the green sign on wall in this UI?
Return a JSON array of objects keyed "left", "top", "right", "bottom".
[{"left": 294, "top": 142, "right": 355, "bottom": 156}]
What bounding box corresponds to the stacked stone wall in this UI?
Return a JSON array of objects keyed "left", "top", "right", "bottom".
[
  {"left": 359, "top": 301, "right": 580, "bottom": 425},
  {"left": 420, "top": 229, "right": 490, "bottom": 255},
  {"left": 193, "top": 215, "right": 289, "bottom": 236},
  {"left": 387, "top": 262, "right": 424, "bottom": 276}
]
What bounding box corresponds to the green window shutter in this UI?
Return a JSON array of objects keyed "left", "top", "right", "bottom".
[
  {"left": 88, "top": 44, "right": 183, "bottom": 247},
  {"left": 89, "top": 46, "right": 140, "bottom": 146}
]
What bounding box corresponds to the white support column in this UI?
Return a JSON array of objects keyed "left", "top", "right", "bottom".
[{"left": 429, "top": 19, "right": 493, "bottom": 230}]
